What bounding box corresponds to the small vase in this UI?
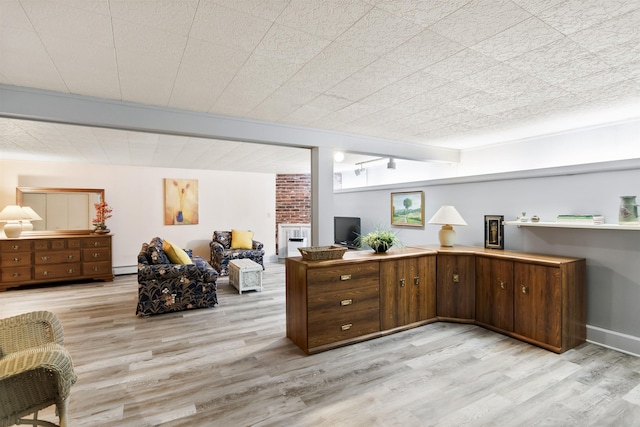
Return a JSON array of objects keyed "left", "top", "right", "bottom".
[
  {"left": 372, "top": 245, "right": 390, "bottom": 253},
  {"left": 176, "top": 211, "right": 183, "bottom": 223},
  {"left": 619, "top": 196, "right": 639, "bottom": 224}
]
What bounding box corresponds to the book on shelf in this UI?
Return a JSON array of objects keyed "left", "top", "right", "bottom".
[{"left": 556, "top": 214, "right": 605, "bottom": 224}]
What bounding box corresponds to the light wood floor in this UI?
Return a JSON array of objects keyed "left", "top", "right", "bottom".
[{"left": 2, "top": 262, "right": 640, "bottom": 426}]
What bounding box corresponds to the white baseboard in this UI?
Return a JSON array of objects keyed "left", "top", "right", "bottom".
[
  {"left": 587, "top": 325, "right": 640, "bottom": 357},
  {"left": 114, "top": 265, "right": 137, "bottom": 275}
]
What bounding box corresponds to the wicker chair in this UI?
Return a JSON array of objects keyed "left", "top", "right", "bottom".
[{"left": 0, "top": 311, "right": 77, "bottom": 427}]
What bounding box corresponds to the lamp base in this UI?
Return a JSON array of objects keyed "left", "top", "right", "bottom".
[
  {"left": 3, "top": 222, "right": 23, "bottom": 238},
  {"left": 438, "top": 225, "right": 456, "bottom": 247}
]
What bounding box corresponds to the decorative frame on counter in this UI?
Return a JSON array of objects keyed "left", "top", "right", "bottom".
[
  {"left": 391, "top": 191, "right": 425, "bottom": 227},
  {"left": 485, "top": 215, "right": 504, "bottom": 249}
]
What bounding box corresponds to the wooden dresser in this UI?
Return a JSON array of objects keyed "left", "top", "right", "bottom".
[
  {"left": 0, "top": 234, "right": 113, "bottom": 291},
  {"left": 286, "top": 245, "right": 585, "bottom": 355},
  {"left": 286, "top": 247, "right": 438, "bottom": 354}
]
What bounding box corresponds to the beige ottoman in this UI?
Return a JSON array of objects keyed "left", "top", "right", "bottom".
[{"left": 228, "top": 259, "right": 263, "bottom": 294}]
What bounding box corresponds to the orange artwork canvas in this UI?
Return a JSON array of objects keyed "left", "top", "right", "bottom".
[{"left": 164, "top": 178, "right": 199, "bottom": 225}]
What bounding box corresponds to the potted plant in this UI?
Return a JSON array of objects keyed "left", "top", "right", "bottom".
[
  {"left": 356, "top": 226, "right": 401, "bottom": 253},
  {"left": 92, "top": 201, "right": 113, "bottom": 234}
]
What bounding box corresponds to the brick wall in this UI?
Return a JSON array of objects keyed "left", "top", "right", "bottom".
[{"left": 276, "top": 174, "right": 311, "bottom": 253}]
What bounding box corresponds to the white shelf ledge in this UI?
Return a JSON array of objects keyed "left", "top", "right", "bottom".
[{"left": 504, "top": 221, "right": 640, "bottom": 230}]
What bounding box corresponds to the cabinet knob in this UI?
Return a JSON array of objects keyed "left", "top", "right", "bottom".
[
  {"left": 340, "top": 274, "right": 351, "bottom": 281},
  {"left": 414, "top": 276, "right": 420, "bottom": 286},
  {"left": 499, "top": 280, "right": 506, "bottom": 290},
  {"left": 340, "top": 299, "right": 353, "bottom": 306},
  {"left": 341, "top": 323, "right": 353, "bottom": 331},
  {"left": 521, "top": 285, "right": 529, "bottom": 295},
  {"left": 452, "top": 273, "right": 460, "bottom": 283},
  {"left": 400, "top": 278, "right": 406, "bottom": 287}
]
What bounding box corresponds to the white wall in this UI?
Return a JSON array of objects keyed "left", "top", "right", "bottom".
[
  {"left": 335, "top": 163, "right": 640, "bottom": 356},
  {"left": 0, "top": 159, "right": 277, "bottom": 271}
]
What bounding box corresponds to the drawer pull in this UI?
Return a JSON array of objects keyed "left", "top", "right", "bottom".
[
  {"left": 452, "top": 273, "right": 459, "bottom": 283},
  {"left": 40, "top": 256, "right": 50, "bottom": 261},
  {"left": 67, "top": 255, "right": 75, "bottom": 260},
  {"left": 499, "top": 280, "right": 506, "bottom": 290},
  {"left": 12, "top": 272, "right": 21, "bottom": 277},
  {"left": 92, "top": 266, "right": 100, "bottom": 271},
  {"left": 92, "top": 253, "right": 101, "bottom": 258},
  {"left": 414, "top": 276, "right": 419, "bottom": 286},
  {"left": 42, "top": 271, "right": 50, "bottom": 276},
  {"left": 400, "top": 278, "right": 405, "bottom": 287},
  {"left": 521, "top": 285, "right": 529, "bottom": 295},
  {"left": 340, "top": 299, "right": 353, "bottom": 306},
  {"left": 340, "top": 274, "right": 351, "bottom": 281},
  {"left": 11, "top": 257, "right": 21, "bottom": 263},
  {"left": 67, "top": 269, "right": 75, "bottom": 274},
  {"left": 93, "top": 241, "right": 100, "bottom": 247},
  {"left": 11, "top": 245, "right": 19, "bottom": 250},
  {"left": 341, "top": 323, "right": 353, "bottom": 331}
]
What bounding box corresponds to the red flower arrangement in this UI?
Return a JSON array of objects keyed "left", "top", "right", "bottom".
[{"left": 93, "top": 201, "right": 113, "bottom": 227}]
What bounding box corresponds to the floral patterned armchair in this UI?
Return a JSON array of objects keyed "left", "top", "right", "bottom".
[
  {"left": 137, "top": 237, "right": 218, "bottom": 316},
  {"left": 210, "top": 231, "right": 265, "bottom": 276}
]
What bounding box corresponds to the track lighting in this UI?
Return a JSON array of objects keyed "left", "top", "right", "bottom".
[{"left": 387, "top": 158, "right": 396, "bottom": 169}]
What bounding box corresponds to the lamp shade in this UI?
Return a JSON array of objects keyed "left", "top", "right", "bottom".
[
  {"left": 0, "top": 205, "right": 31, "bottom": 221},
  {"left": 428, "top": 205, "right": 467, "bottom": 226},
  {"left": 21, "top": 206, "right": 43, "bottom": 221}
]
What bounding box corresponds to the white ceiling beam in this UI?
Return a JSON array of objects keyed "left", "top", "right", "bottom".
[{"left": 0, "top": 84, "right": 460, "bottom": 163}]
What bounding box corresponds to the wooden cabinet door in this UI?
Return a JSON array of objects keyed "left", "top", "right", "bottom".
[
  {"left": 475, "top": 256, "right": 514, "bottom": 331},
  {"left": 514, "top": 262, "right": 562, "bottom": 348},
  {"left": 436, "top": 254, "right": 475, "bottom": 320},
  {"left": 380, "top": 256, "right": 435, "bottom": 330}
]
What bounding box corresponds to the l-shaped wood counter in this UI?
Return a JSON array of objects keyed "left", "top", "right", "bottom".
[{"left": 286, "top": 245, "right": 586, "bottom": 355}]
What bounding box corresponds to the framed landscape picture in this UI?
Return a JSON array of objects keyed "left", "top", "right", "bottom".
[
  {"left": 484, "top": 215, "right": 504, "bottom": 249},
  {"left": 391, "top": 191, "right": 424, "bottom": 227}
]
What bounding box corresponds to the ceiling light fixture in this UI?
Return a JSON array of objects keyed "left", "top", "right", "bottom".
[
  {"left": 387, "top": 158, "right": 396, "bottom": 169},
  {"left": 334, "top": 151, "right": 345, "bottom": 162}
]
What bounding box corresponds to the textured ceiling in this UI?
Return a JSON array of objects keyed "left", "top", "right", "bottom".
[{"left": 1, "top": 0, "right": 640, "bottom": 173}]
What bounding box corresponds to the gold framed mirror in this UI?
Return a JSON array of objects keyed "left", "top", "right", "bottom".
[{"left": 16, "top": 187, "right": 105, "bottom": 235}]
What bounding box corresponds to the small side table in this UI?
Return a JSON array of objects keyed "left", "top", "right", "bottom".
[{"left": 228, "top": 259, "right": 263, "bottom": 294}]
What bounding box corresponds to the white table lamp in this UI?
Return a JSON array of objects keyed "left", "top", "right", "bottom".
[
  {"left": 428, "top": 205, "right": 467, "bottom": 247},
  {"left": 20, "top": 206, "right": 43, "bottom": 231},
  {"left": 0, "top": 205, "right": 32, "bottom": 238}
]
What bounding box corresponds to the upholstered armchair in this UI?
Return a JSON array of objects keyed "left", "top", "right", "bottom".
[
  {"left": 210, "top": 230, "right": 265, "bottom": 276},
  {"left": 0, "top": 310, "right": 77, "bottom": 427},
  {"left": 137, "top": 237, "right": 218, "bottom": 316}
]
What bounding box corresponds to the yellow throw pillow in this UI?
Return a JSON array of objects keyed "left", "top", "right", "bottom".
[
  {"left": 231, "top": 229, "right": 254, "bottom": 250},
  {"left": 163, "top": 239, "right": 193, "bottom": 265}
]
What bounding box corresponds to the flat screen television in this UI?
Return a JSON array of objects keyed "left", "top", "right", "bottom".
[{"left": 334, "top": 216, "right": 361, "bottom": 249}]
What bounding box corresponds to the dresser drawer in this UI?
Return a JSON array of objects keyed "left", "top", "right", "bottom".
[
  {"left": 83, "top": 261, "right": 111, "bottom": 276},
  {"left": 1, "top": 267, "right": 32, "bottom": 282},
  {"left": 34, "top": 239, "right": 82, "bottom": 250},
  {"left": 83, "top": 237, "right": 110, "bottom": 248},
  {"left": 34, "top": 263, "right": 82, "bottom": 279},
  {"left": 307, "top": 262, "right": 379, "bottom": 291},
  {"left": 308, "top": 284, "right": 379, "bottom": 315},
  {"left": 0, "top": 252, "right": 31, "bottom": 267},
  {"left": 34, "top": 250, "right": 81, "bottom": 265},
  {"left": 0, "top": 241, "right": 33, "bottom": 252},
  {"left": 308, "top": 308, "right": 380, "bottom": 348},
  {"left": 83, "top": 247, "right": 110, "bottom": 261}
]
